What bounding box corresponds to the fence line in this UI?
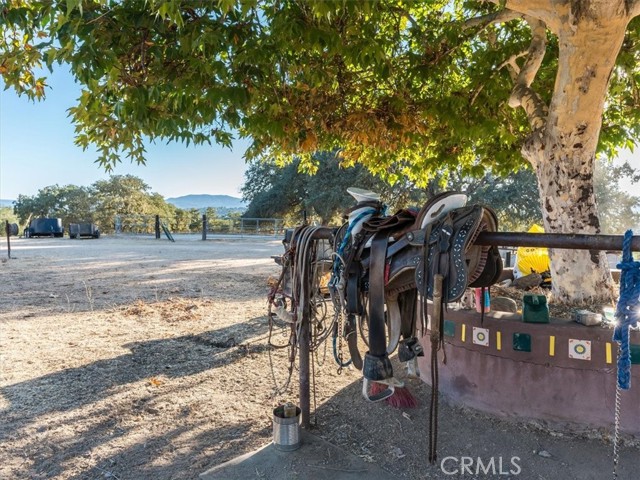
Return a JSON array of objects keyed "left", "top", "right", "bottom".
[{"left": 114, "top": 214, "right": 285, "bottom": 238}]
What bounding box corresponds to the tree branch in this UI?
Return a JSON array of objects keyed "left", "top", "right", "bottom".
[
  {"left": 470, "top": 51, "right": 527, "bottom": 104},
  {"left": 482, "top": 0, "right": 560, "bottom": 32},
  {"left": 507, "top": 16, "right": 548, "bottom": 130},
  {"left": 629, "top": 0, "right": 640, "bottom": 18},
  {"left": 462, "top": 9, "right": 522, "bottom": 30},
  {"left": 391, "top": 6, "right": 421, "bottom": 32}
]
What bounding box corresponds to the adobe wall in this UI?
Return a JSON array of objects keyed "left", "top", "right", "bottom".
[{"left": 418, "top": 308, "right": 640, "bottom": 436}]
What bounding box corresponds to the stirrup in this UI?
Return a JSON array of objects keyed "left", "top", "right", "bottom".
[
  {"left": 362, "top": 377, "right": 404, "bottom": 402},
  {"left": 405, "top": 357, "right": 421, "bottom": 379}
]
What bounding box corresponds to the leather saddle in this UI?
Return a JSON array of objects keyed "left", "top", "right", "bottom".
[
  {"left": 351, "top": 196, "right": 503, "bottom": 303},
  {"left": 331, "top": 190, "right": 503, "bottom": 402},
  {"left": 410, "top": 203, "right": 502, "bottom": 302}
]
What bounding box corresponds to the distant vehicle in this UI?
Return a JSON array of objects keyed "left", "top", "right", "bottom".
[
  {"left": 69, "top": 223, "right": 100, "bottom": 239},
  {"left": 25, "top": 218, "right": 64, "bottom": 238}
]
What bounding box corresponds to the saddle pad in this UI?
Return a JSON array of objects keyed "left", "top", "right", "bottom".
[{"left": 361, "top": 209, "right": 417, "bottom": 234}]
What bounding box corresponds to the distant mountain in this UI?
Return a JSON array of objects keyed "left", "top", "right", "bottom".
[
  {"left": 0, "top": 199, "right": 14, "bottom": 208},
  {"left": 165, "top": 194, "right": 247, "bottom": 211}
]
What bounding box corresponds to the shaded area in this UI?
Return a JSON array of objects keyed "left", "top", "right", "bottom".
[
  {"left": 0, "top": 317, "right": 269, "bottom": 431},
  {"left": 0, "top": 315, "right": 276, "bottom": 479},
  {"left": 311, "top": 364, "right": 640, "bottom": 480},
  {"left": 201, "top": 430, "right": 397, "bottom": 480}
]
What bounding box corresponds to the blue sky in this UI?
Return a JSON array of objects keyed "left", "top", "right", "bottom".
[{"left": 0, "top": 67, "right": 250, "bottom": 201}]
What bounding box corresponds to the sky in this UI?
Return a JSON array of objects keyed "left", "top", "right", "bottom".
[{"left": 0, "top": 67, "right": 250, "bottom": 201}]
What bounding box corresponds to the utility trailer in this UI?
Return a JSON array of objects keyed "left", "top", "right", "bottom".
[
  {"left": 68, "top": 223, "right": 100, "bottom": 239},
  {"left": 25, "top": 218, "right": 64, "bottom": 238}
]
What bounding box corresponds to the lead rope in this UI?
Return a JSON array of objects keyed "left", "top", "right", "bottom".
[
  {"left": 613, "top": 383, "right": 622, "bottom": 479},
  {"left": 612, "top": 229, "right": 640, "bottom": 479}
]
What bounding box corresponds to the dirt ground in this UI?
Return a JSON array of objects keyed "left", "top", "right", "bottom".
[{"left": 1, "top": 234, "right": 638, "bottom": 480}]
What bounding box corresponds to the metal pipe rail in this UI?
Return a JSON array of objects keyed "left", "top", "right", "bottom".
[
  {"left": 297, "top": 229, "right": 639, "bottom": 429},
  {"left": 476, "top": 232, "right": 640, "bottom": 251}
]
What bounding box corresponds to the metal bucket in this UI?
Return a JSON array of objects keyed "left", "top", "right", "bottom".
[{"left": 272, "top": 404, "right": 301, "bottom": 451}]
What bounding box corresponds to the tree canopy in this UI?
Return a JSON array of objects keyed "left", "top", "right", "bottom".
[
  {"left": 12, "top": 175, "right": 178, "bottom": 232},
  {"left": 244, "top": 154, "right": 640, "bottom": 232},
  {"left": 242, "top": 151, "right": 388, "bottom": 225},
  {"left": 2, "top": 1, "right": 638, "bottom": 174},
  {"left": 3, "top": 0, "right": 640, "bottom": 301}
]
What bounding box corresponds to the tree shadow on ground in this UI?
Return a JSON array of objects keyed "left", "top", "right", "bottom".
[
  {"left": 310, "top": 361, "right": 640, "bottom": 480},
  {"left": 3, "top": 348, "right": 639, "bottom": 479},
  {"left": 0, "top": 316, "right": 270, "bottom": 436}
]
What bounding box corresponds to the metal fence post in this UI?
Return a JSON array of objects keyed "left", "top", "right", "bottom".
[
  {"left": 202, "top": 214, "right": 207, "bottom": 240},
  {"left": 5, "top": 221, "right": 11, "bottom": 259}
]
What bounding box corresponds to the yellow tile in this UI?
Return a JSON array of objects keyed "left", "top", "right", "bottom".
[
  {"left": 461, "top": 324, "right": 466, "bottom": 342},
  {"left": 496, "top": 331, "right": 502, "bottom": 351},
  {"left": 606, "top": 342, "right": 612, "bottom": 364},
  {"left": 549, "top": 336, "right": 555, "bottom": 357}
]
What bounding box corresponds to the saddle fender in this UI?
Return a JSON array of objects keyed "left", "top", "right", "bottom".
[{"left": 415, "top": 205, "right": 502, "bottom": 303}]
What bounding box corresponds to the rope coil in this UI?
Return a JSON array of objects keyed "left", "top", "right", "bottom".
[{"left": 613, "top": 230, "right": 640, "bottom": 390}]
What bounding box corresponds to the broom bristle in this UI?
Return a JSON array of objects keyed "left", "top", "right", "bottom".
[{"left": 369, "top": 382, "right": 419, "bottom": 408}]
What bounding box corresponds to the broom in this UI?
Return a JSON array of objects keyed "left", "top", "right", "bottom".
[{"left": 369, "top": 379, "right": 419, "bottom": 408}]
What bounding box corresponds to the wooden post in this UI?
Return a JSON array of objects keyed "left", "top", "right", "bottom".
[
  {"left": 297, "top": 227, "right": 333, "bottom": 429},
  {"left": 299, "top": 305, "right": 311, "bottom": 429},
  {"left": 5, "top": 221, "right": 11, "bottom": 259},
  {"left": 155, "top": 215, "right": 161, "bottom": 239},
  {"left": 202, "top": 214, "right": 207, "bottom": 240}
]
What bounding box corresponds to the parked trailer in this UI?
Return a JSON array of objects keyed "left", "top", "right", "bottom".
[
  {"left": 69, "top": 223, "right": 100, "bottom": 239},
  {"left": 25, "top": 218, "right": 64, "bottom": 238}
]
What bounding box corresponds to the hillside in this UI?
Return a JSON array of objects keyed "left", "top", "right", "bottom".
[
  {"left": 165, "top": 194, "right": 246, "bottom": 210},
  {"left": 0, "top": 199, "right": 15, "bottom": 208}
]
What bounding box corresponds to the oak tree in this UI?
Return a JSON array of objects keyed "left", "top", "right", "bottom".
[{"left": 2, "top": 1, "right": 639, "bottom": 301}]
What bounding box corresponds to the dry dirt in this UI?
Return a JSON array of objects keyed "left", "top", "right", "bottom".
[{"left": 0, "top": 234, "right": 638, "bottom": 480}]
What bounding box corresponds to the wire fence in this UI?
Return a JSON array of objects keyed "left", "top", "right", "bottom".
[{"left": 114, "top": 214, "right": 285, "bottom": 237}]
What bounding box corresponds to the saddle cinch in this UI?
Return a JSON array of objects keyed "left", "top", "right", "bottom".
[{"left": 336, "top": 190, "right": 503, "bottom": 402}]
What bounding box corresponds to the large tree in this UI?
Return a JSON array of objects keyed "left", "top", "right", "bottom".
[
  {"left": 13, "top": 184, "right": 94, "bottom": 226},
  {"left": 242, "top": 151, "right": 388, "bottom": 224},
  {"left": 91, "top": 174, "right": 176, "bottom": 230},
  {"left": 2, "top": 1, "right": 639, "bottom": 302},
  {"left": 12, "top": 175, "right": 177, "bottom": 232}
]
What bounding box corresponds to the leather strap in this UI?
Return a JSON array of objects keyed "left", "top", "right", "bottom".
[
  {"left": 346, "top": 261, "right": 363, "bottom": 315},
  {"left": 429, "top": 274, "right": 444, "bottom": 464},
  {"left": 368, "top": 232, "right": 389, "bottom": 357}
]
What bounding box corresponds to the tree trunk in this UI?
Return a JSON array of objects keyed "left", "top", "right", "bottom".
[{"left": 522, "top": 12, "right": 629, "bottom": 303}]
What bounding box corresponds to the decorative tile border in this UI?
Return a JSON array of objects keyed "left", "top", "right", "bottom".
[
  {"left": 513, "top": 333, "right": 532, "bottom": 352},
  {"left": 568, "top": 339, "right": 592, "bottom": 361},
  {"left": 437, "top": 314, "right": 640, "bottom": 367},
  {"left": 443, "top": 320, "right": 456, "bottom": 338},
  {"left": 472, "top": 327, "right": 490, "bottom": 347}
]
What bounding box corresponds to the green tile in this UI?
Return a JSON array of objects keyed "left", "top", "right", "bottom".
[
  {"left": 513, "top": 333, "right": 532, "bottom": 352},
  {"left": 443, "top": 320, "right": 456, "bottom": 338},
  {"left": 631, "top": 344, "right": 640, "bottom": 365}
]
